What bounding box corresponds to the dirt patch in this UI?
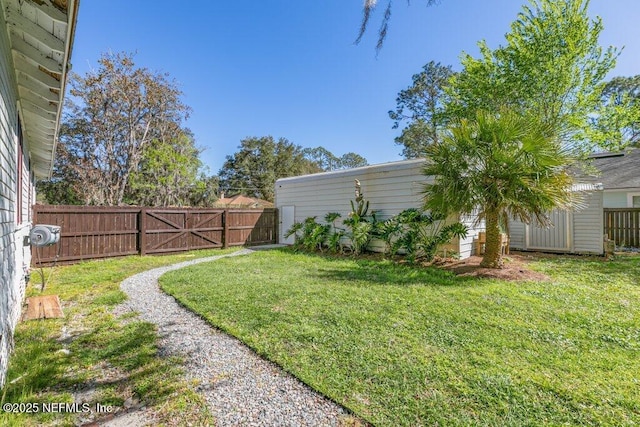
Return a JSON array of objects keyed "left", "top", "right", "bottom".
[{"left": 436, "top": 253, "right": 550, "bottom": 282}]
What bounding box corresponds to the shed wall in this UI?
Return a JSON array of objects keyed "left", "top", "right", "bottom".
[
  {"left": 275, "top": 159, "right": 483, "bottom": 259},
  {"left": 508, "top": 189, "right": 604, "bottom": 255},
  {"left": 573, "top": 190, "right": 604, "bottom": 254},
  {"left": 509, "top": 221, "right": 526, "bottom": 250}
]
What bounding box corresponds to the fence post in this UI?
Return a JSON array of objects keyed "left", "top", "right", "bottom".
[
  {"left": 273, "top": 208, "right": 279, "bottom": 244},
  {"left": 139, "top": 208, "right": 147, "bottom": 255},
  {"left": 222, "top": 209, "right": 229, "bottom": 249}
]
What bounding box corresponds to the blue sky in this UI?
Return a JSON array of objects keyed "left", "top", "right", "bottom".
[{"left": 69, "top": 1, "right": 640, "bottom": 174}]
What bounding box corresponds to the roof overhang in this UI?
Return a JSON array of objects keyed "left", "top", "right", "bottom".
[{"left": 1, "top": 0, "right": 79, "bottom": 179}]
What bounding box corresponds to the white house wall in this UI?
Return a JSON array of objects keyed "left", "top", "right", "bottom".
[
  {"left": 0, "top": 12, "right": 29, "bottom": 387},
  {"left": 603, "top": 190, "right": 640, "bottom": 208},
  {"left": 275, "top": 159, "right": 483, "bottom": 259}
]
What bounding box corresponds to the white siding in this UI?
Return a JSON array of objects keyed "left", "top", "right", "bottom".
[
  {"left": 508, "top": 189, "right": 604, "bottom": 255},
  {"left": 0, "top": 10, "right": 31, "bottom": 387},
  {"left": 275, "top": 159, "right": 483, "bottom": 259},
  {"left": 276, "top": 160, "right": 430, "bottom": 223},
  {"left": 458, "top": 212, "right": 484, "bottom": 258},
  {"left": 509, "top": 221, "right": 526, "bottom": 250},
  {"left": 573, "top": 190, "right": 604, "bottom": 254}
]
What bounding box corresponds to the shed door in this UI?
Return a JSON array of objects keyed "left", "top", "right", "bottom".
[
  {"left": 526, "top": 209, "right": 571, "bottom": 251},
  {"left": 280, "top": 206, "right": 295, "bottom": 244}
]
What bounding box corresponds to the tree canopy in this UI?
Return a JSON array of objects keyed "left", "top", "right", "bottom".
[
  {"left": 421, "top": 0, "right": 618, "bottom": 268},
  {"left": 39, "top": 51, "right": 216, "bottom": 207},
  {"left": 218, "top": 136, "right": 321, "bottom": 202},
  {"left": 219, "top": 138, "right": 368, "bottom": 202},
  {"left": 593, "top": 75, "right": 640, "bottom": 148},
  {"left": 446, "top": 0, "right": 619, "bottom": 152},
  {"left": 389, "top": 61, "right": 455, "bottom": 158},
  {"left": 126, "top": 130, "right": 217, "bottom": 207},
  {"left": 54, "top": 52, "right": 190, "bottom": 205},
  {"left": 302, "top": 147, "right": 369, "bottom": 171}
]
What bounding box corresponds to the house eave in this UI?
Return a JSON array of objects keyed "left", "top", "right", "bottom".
[{"left": 2, "top": 0, "right": 80, "bottom": 179}]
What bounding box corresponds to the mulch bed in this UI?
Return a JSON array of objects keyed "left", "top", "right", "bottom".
[{"left": 436, "top": 254, "right": 550, "bottom": 282}]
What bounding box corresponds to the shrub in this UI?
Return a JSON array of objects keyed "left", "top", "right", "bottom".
[
  {"left": 390, "top": 209, "right": 468, "bottom": 263},
  {"left": 285, "top": 217, "right": 330, "bottom": 252}
]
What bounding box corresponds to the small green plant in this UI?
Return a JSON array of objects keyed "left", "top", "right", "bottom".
[
  {"left": 285, "top": 217, "right": 330, "bottom": 252},
  {"left": 374, "top": 217, "right": 403, "bottom": 255},
  {"left": 390, "top": 209, "right": 468, "bottom": 263},
  {"left": 324, "top": 212, "right": 345, "bottom": 253},
  {"left": 343, "top": 180, "right": 378, "bottom": 255},
  {"left": 284, "top": 222, "right": 305, "bottom": 246}
]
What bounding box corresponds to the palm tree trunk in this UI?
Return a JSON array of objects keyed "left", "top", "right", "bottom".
[{"left": 481, "top": 209, "right": 503, "bottom": 268}]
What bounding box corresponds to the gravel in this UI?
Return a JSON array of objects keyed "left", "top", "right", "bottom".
[{"left": 115, "top": 248, "right": 352, "bottom": 426}]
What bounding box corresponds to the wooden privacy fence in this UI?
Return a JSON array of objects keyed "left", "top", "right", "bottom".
[
  {"left": 604, "top": 208, "right": 640, "bottom": 248},
  {"left": 32, "top": 205, "right": 278, "bottom": 265}
]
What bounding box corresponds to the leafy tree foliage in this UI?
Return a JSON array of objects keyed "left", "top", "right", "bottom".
[
  {"left": 302, "top": 147, "right": 340, "bottom": 171},
  {"left": 302, "top": 147, "right": 368, "bottom": 171},
  {"left": 593, "top": 75, "right": 640, "bottom": 148},
  {"left": 356, "top": 0, "right": 440, "bottom": 52},
  {"left": 218, "top": 136, "right": 321, "bottom": 202},
  {"left": 52, "top": 52, "right": 191, "bottom": 205},
  {"left": 423, "top": 110, "right": 577, "bottom": 268},
  {"left": 389, "top": 61, "right": 455, "bottom": 158},
  {"left": 337, "top": 152, "right": 368, "bottom": 169},
  {"left": 125, "top": 130, "right": 218, "bottom": 206},
  {"left": 446, "top": 0, "right": 618, "bottom": 151},
  {"left": 35, "top": 159, "right": 81, "bottom": 205}
]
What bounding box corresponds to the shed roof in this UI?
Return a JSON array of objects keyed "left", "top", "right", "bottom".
[
  {"left": 588, "top": 148, "right": 640, "bottom": 190},
  {"left": 275, "top": 158, "right": 426, "bottom": 185},
  {"left": 1, "top": 0, "right": 80, "bottom": 178}
]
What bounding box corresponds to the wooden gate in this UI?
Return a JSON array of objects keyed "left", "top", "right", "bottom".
[{"left": 141, "top": 209, "right": 224, "bottom": 254}]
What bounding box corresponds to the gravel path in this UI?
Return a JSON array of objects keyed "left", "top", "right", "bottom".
[{"left": 114, "top": 248, "right": 351, "bottom": 426}]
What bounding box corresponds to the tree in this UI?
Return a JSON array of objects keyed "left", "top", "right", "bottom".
[
  {"left": 446, "top": 0, "right": 619, "bottom": 152},
  {"left": 303, "top": 147, "right": 369, "bottom": 171},
  {"left": 423, "top": 110, "right": 576, "bottom": 268},
  {"left": 593, "top": 76, "right": 640, "bottom": 148},
  {"left": 219, "top": 136, "right": 320, "bottom": 202},
  {"left": 389, "top": 61, "right": 455, "bottom": 158},
  {"left": 338, "top": 152, "right": 368, "bottom": 169},
  {"left": 302, "top": 147, "right": 340, "bottom": 171},
  {"left": 125, "top": 130, "right": 217, "bottom": 206},
  {"left": 35, "top": 156, "right": 81, "bottom": 205},
  {"left": 187, "top": 173, "right": 220, "bottom": 207},
  {"left": 55, "top": 51, "right": 190, "bottom": 205},
  {"left": 356, "top": 0, "right": 440, "bottom": 52}
]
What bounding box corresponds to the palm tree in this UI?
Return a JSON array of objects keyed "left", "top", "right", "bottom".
[
  {"left": 423, "top": 109, "right": 578, "bottom": 268},
  {"left": 356, "top": 0, "right": 440, "bottom": 51}
]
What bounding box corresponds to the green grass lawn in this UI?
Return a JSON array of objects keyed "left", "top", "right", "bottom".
[
  {"left": 1, "top": 248, "right": 239, "bottom": 427},
  {"left": 160, "top": 249, "right": 640, "bottom": 426}
]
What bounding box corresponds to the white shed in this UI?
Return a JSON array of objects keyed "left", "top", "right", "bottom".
[
  {"left": 508, "top": 184, "right": 604, "bottom": 255},
  {"left": 275, "top": 159, "right": 484, "bottom": 259}
]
